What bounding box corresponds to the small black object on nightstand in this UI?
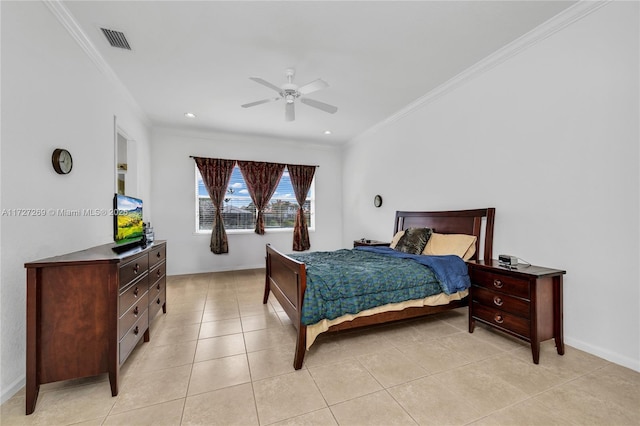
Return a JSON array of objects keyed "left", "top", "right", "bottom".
[{"left": 353, "top": 239, "right": 390, "bottom": 248}]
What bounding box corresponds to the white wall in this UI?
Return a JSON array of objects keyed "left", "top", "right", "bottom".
[
  {"left": 0, "top": 1, "right": 152, "bottom": 402},
  {"left": 343, "top": 2, "right": 639, "bottom": 371},
  {"left": 150, "top": 128, "right": 343, "bottom": 275}
]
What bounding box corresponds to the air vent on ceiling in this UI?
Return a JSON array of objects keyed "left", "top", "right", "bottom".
[{"left": 100, "top": 28, "right": 131, "bottom": 50}]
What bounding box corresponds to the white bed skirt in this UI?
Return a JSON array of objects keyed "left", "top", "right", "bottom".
[{"left": 305, "top": 289, "right": 468, "bottom": 349}]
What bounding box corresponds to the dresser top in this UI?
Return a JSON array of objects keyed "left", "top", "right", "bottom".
[{"left": 25, "top": 241, "right": 166, "bottom": 268}]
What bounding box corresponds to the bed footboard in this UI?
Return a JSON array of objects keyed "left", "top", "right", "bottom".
[{"left": 264, "top": 244, "right": 307, "bottom": 369}]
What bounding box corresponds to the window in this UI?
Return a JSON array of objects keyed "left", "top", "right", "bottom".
[{"left": 196, "top": 165, "right": 314, "bottom": 232}]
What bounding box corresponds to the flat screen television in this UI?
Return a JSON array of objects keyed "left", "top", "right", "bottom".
[{"left": 113, "top": 194, "right": 144, "bottom": 250}]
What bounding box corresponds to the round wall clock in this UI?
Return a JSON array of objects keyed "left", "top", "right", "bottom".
[
  {"left": 52, "top": 148, "right": 73, "bottom": 174},
  {"left": 374, "top": 194, "right": 383, "bottom": 208}
]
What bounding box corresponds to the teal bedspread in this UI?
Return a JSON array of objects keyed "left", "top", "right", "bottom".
[{"left": 289, "top": 249, "right": 463, "bottom": 326}]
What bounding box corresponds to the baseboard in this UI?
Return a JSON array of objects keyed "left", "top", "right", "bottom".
[
  {"left": 565, "top": 337, "right": 640, "bottom": 372},
  {"left": 1, "top": 375, "right": 25, "bottom": 405}
]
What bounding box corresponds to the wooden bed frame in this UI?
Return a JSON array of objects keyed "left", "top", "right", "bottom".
[{"left": 263, "top": 208, "right": 495, "bottom": 369}]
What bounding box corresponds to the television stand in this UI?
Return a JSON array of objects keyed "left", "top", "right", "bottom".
[{"left": 24, "top": 241, "right": 167, "bottom": 415}]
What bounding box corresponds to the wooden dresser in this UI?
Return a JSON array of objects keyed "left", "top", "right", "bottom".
[
  {"left": 24, "top": 241, "right": 167, "bottom": 415},
  {"left": 468, "top": 259, "right": 565, "bottom": 364}
]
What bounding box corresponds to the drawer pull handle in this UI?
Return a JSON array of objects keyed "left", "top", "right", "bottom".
[
  {"left": 133, "top": 306, "right": 139, "bottom": 316},
  {"left": 157, "top": 283, "right": 161, "bottom": 290},
  {"left": 133, "top": 326, "right": 139, "bottom": 335},
  {"left": 156, "top": 252, "right": 161, "bottom": 258},
  {"left": 157, "top": 298, "right": 161, "bottom": 305},
  {"left": 493, "top": 296, "right": 503, "bottom": 306},
  {"left": 133, "top": 264, "right": 139, "bottom": 274},
  {"left": 157, "top": 270, "right": 161, "bottom": 277},
  {"left": 133, "top": 287, "right": 139, "bottom": 297},
  {"left": 494, "top": 314, "right": 504, "bottom": 324},
  {"left": 493, "top": 279, "right": 503, "bottom": 289}
]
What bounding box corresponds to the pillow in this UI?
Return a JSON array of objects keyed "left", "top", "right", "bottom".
[
  {"left": 422, "top": 233, "right": 477, "bottom": 260},
  {"left": 389, "top": 230, "right": 405, "bottom": 249},
  {"left": 393, "top": 227, "right": 433, "bottom": 254},
  {"left": 390, "top": 227, "right": 435, "bottom": 249}
]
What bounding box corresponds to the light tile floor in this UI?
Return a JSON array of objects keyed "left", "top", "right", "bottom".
[{"left": 2, "top": 270, "right": 639, "bottom": 425}]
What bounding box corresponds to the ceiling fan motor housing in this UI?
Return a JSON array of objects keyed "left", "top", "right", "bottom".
[{"left": 283, "top": 89, "right": 298, "bottom": 103}]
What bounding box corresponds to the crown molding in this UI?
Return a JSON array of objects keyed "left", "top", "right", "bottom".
[
  {"left": 153, "top": 125, "right": 341, "bottom": 153},
  {"left": 350, "top": 0, "right": 611, "bottom": 145},
  {"left": 42, "top": 0, "right": 150, "bottom": 126}
]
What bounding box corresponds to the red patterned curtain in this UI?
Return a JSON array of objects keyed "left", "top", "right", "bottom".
[
  {"left": 237, "top": 161, "right": 285, "bottom": 235},
  {"left": 194, "top": 157, "right": 236, "bottom": 254},
  {"left": 288, "top": 165, "right": 315, "bottom": 251}
]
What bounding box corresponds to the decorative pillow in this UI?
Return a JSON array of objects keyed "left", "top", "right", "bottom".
[
  {"left": 422, "top": 233, "right": 477, "bottom": 260},
  {"left": 393, "top": 227, "right": 433, "bottom": 254},
  {"left": 389, "top": 230, "right": 405, "bottom": 249}
]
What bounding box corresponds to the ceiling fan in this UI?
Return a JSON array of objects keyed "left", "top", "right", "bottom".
[{"left": 241, "top": 68, "right": 338, "bottom": 121}]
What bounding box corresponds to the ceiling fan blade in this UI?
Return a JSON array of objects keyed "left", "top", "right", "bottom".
[
  {"left": 241, "top": 97, "right": 280, "bottom": 108},
  {"left": 285, "top": 102, "right": 295, "bottom": 121},
  {"left": 300, "top": 98, "right": 338, "bottom": 114},
  {"left": 297, "top": 78, "right": 329, "bottom": 95},
  {"left": 249, "top": 77, "right": 282, "bottom": 93}
]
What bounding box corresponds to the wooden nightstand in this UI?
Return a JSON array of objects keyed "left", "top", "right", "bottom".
[
  {"left": 353, "top": 239, "right": 390, "bottom": 248},
  {"left": 468, "top": 260, "right": 566, "bottom": 364}
]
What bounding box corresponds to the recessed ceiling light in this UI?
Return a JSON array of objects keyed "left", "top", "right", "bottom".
[
  {"left": 184, "top": 112, "right": 196, "bottom": 118},
  {"left": 324, "top": 130, "right": 332, "bottom": 135}
]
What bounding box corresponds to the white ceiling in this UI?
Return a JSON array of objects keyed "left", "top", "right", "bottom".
[{"left": 62, "top": 0, "right": 576, "bottom": 145}]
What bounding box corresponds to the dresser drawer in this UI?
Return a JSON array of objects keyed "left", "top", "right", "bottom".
[
  {"left": 119, "top": 311, "right": 149, "bottom": 364},
  {"left": 119, "top": 254, "right": 149, "bottom": 289},
  {"left": 119, "top": 292, "right": 149, "bottom": 340},
  {"left": 149, "top": 274, "right": 165, "bottom": 300},
  {"left": 149, "top": 261, "right": 166, "bottom": 285},
  {"left": 119, "top": 275, "right": 149, "bottom": 317},
  {"left": 472, "top": 286, "right": 530, "bottom": 317},
  {"left": 149, "top": 287, "right": 166, "bottom": 320},
  {"left": 148, "top": 244, "right": 166, "bottom": 269},
  {"left": 471, "top": 269, "right": 530, "bottom": 299},
  {"left": 472, "top": 302, "right": 530, "bottom": 338}
]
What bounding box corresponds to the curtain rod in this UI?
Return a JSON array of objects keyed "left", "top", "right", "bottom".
[{"left": 189, "top": 155, "right": 319, "bottom": 167}]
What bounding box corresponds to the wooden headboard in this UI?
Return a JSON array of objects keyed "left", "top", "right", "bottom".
[{"left": 393, "top": 208, "right": 495, "bottom": 261}]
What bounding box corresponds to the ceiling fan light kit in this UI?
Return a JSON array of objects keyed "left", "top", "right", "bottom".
[{"left": 242, "top": 68, "right": 338, "bottom": 121}]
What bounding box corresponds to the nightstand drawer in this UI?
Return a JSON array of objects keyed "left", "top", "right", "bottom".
[
  {"left": 470, "top": 269, "right": 530, "bottom": 299},
  {"left": 472, "top": 302, "right": 530, "bottom": 338},
  {"left": 472, "top": 286, "right": 530, "bottom": 317}
]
